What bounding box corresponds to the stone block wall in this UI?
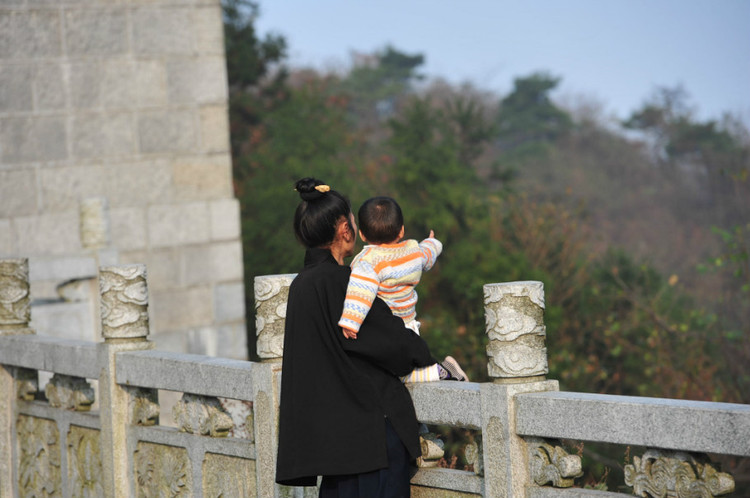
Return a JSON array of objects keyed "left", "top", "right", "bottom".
[{"left": 0, "top": 0, "right": 246, "bottom": 358}]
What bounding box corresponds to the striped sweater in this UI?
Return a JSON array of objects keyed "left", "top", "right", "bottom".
[{"left": 339, "top": 237, "right": 442, "bottom": 334}]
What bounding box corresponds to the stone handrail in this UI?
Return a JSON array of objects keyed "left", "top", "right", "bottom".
[{"left": 1, "top": 260, "right": 747, "bottom": 497}]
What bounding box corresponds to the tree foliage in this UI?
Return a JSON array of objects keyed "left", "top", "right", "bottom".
[{"left": 226, "top": 7, "right": 750, "bottom": 410}]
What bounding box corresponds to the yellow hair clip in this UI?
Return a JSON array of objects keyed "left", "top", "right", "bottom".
[{"left": 314, "top": 185, "right": 331, "bottom": 193}]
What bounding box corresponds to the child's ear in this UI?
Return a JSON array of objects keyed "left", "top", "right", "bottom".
[
  {"left": 359, "top": 230, "right": 367, "bottom": 243},
  {"left": 399, "top": 225, "right": 405, "bottom": 239}
]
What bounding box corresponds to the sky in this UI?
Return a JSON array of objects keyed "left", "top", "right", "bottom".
[{"left": 255, "top": 0, "right": 750, "bottom": 124}]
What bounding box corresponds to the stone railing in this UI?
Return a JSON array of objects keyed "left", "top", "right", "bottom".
[{"left": 1, "top": 259, "right": 748, "bottom": 497}]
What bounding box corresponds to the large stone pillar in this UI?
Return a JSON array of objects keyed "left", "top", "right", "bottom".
[
  {"left": 97, "top": 265, "right": 154, "bottom": 498},
  {"left": 480, "top": 281, "right": 560, "bottom": 497}
]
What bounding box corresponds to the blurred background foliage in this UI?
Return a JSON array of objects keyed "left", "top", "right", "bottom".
[{"left": 224, "top": 0, "right": 749, "bottom": 408}]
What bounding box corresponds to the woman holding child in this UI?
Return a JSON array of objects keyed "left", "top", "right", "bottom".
[{"left": 275, "top": 177, "right": 464, "bottom": 497}]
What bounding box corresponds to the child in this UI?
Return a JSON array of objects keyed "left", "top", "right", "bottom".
[{"left": 338, "top": 196, "right": 468, "bottom": 382}]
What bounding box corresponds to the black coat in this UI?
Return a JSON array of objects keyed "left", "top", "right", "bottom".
[{"left": 276, "top": 248, "right": 437, "bottom": 487}]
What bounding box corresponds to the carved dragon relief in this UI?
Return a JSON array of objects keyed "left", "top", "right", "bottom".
[
  {"left": 44, "top": 374, "right": 95, "bottom": 411},
  {"left": 134, "top": 442, "right": 192, "bottom": 498},
  {"left": 17, "top": 415, "right": 61, "bottom": 497},
  {"left": 527, "top": 438, "right": 583, "bottom": 488},
  {"left": 624, "top": 449, "right": 734, "bottom": 497},
  {"left": 67, "top": 426, "right": 103, "bottom": 497},
  {"left": 172, "top": 393, "right": 234, "bottom": 437}
]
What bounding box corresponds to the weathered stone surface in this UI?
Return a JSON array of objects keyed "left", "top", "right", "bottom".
[
  {"left": 209, "top": 198, "right": 241, "bottom": 241},
  {"left": 116, "top": 349, "right": 255, "bottom": 400},
  {"left": 134, "top": 442, "right": 192, "bottom": 497},
  {"left": 124, "top": 387, "right": 159, "bottom": 426},
  {"left": 0, "top": 259, "right": 30, "bottom": 326},
  {"left": 109, "top": 207, "right": 147, "bottom": 251},
  {"left": 138, "top": 110, "right": 197, "bottom": 154},
  {"left": 0, "top": 220, "right": 13, "bottom": 255},
  {"left": 132, "top": 7, "right": 193, "bottom": 56},
  {"left": 624, "top": 449, "right": 734, "bottom": 497},
  {"left": 99, "top": 264, "right": 149, "bottom": 340},
  {"left": 173, "top": 393, "right": 233, "bottom": 437},
  {"left": 407, "top": 381, "right": 481, "bottom": 428},
  {"left": 0, "top": 11, "right": 62, "bottom": 58},
  {"left": 0, "top": 64, "right": 33, "bottom": 112},
  {"left": 147, "top": 202, "right": 210, "bottom": 248},
  {"left": 254, "top": 274, "right": 296, "bottom": 360},
  {"left": 16, "top": 210, "right": 82, "bottom": 254},
  {"left": 0, "top": 170, "right": 36, "bottom": 218},
  {"left": 527, "top": 437, "right": 582, "bottom": 488},
  {"left": 203, "top": 453, "right": 257, "bottom": 497},
  {"left": 72, "top": 112, "right": 135, "bottom": 159},
  {"left": 0, "top": 116, "right": 67, "bottom": 163},
  {"left": 16, "top": 415, "right": 61, "bottom": 496},
  {"left": 214, "top": 282, "right": 245, "bottom": 323},
  {"left": 166, "top": 57, "right": 227, "bottom": 104},
  {"left": 29, "top": 300, "right": 96, "bottom": 342},
  {"left": 191, "top": 6, "right": 225, "bottom": 56},
  {"left": 67, "top": 425, "right": 104, "bottom": 497},
  {"left": 80, "top": 197, "right": 110, "bottom": 249},
  {"left": 108, "top": 159, "right": 172, "bottom": 207},
  {"left": 171, "top": 154, "right": 233, "bottom": 199},
  {"left": 64, "top": 9, "right": 128, "bottom": 56},
  {"left": 38, "top": 166, "right": 106, "bottom": 213},
  {"left": 28, "top": 255, "right": 97, "bottom": 282},
  {"left": 34, "top": 63, "right": 65, "bottom": 111},
  {"left": 515, "top": 391, "right": 750, "bottom": 457},
  {"left": 45, "top": 374, "right": 95, "bottom": 411},
  {"left": 200, "top": 105, "right": 231, "bottom": 153},
  {"left": 151, "top": 286, "right": 212, "bottom": 331},
  {"left": 484, "top": 281, "right": 548, "bottom": 379},
  {"left": 183, "top": 241, "right": 243, "bottom": 285},
  {"left": 134, "top": 59, "right": 168, "bottom": 107}
]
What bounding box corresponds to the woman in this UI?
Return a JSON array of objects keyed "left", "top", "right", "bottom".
[{"left": 276, "top": 177, "right": 439, "bottom": 497}]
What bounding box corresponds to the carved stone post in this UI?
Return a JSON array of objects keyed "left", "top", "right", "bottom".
[
  {"left": 480, "top": 281, "right": 560, "bottom": 497},
  {"left": 254, "top": 274, "right": 296, "bottom": 361},
  {"left": 0, "top": 258, "right": 34, "bottom": 498},
  {"left": 253, "top": 274, "right": 295, "bottom": 496},
  {"left": 97, "top": 265, "right": 154, "bottom": 498}
]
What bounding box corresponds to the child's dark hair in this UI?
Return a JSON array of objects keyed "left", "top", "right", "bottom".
[
  {"left": 293, "top": 177, "right": 352, "bottom": 249},
  {"left": 358, "top": 196, "right": 403, "bottom": 244}
]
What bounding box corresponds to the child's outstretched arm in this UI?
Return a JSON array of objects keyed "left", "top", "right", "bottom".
[
  {"left": 338, "top": 260, "right": 380, "bottom": 338},
  {"left": 419, "top": 230, "right": 443, "bottom": 271}
]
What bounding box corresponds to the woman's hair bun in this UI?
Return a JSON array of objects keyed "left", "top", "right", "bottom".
[{"left": 295, "top": 177, "right": 329, "bottom": 201}]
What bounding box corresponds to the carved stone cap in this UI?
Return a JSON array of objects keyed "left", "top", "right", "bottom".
[
  {"left": 99, "top": 264, "right": 149, "bottom": 340},
  {"left": 0, "top": 258, "right": 31, "bottom": 328},
  {"left": 484, "top": 281, "right": 545, "bottom": 309}
]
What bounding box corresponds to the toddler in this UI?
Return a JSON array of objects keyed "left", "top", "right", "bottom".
[{"left": 339, "top": 196, "right": 468, "bottom": 382}]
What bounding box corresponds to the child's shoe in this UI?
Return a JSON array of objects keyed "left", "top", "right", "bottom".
[{"left": 440, "top": 356, "right": 469, "bottom": 381}]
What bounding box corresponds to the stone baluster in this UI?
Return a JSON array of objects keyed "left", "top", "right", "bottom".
[
  {"left": 96, "top": 265, "right": 154, "bottom": 498},
  {"left": 253, "top": 274, "right": 295, "bottom": 496},
  {"left": 0, "top": 258, "right": 35, "bottom": 498},
  {"left": 480, "top": 281, "right": 567, "bottom": 497}
]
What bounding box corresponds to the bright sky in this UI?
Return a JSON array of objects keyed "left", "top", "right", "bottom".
[{"left": 255, "top": 0, "right": 750, "bottom": 124}]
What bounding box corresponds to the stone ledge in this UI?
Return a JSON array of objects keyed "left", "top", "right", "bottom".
[
  {"left": 407, "top": 381, "right": 481, "bottom": 429},
  {"left": 528, "top": 487, "right": 628, "bottom": 498},
  {"left": 0, "top": 334, "right": 99, "bottom": 378},
  {"left": 130, "top": 424, "right": 255, "bottom": 459},
  {"left": 411, "top": 468, "right": 483, "bottom": 495},
  {"left": 516, "top": 391, "right": 750, "bottom": 457},
  {"left": 116, "top": 349, "right": 254, "bottom": 401}
]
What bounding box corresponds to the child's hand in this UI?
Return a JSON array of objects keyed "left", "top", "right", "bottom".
[
  {"left": 341, "top": 327, "right": 358, "bottom": 340},
  {"left": 428, "top": 230, "right": 435, "bottom": 239}
]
